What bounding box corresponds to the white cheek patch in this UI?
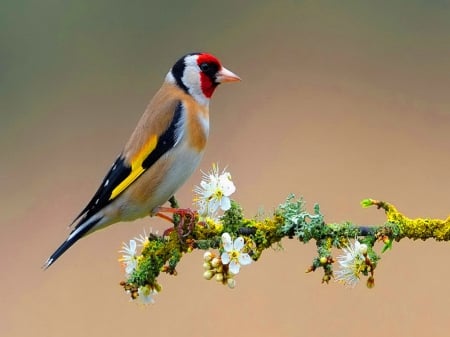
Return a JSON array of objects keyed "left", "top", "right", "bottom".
[{"left": 181, "top": 55, "right": 210, "bottom": 107}]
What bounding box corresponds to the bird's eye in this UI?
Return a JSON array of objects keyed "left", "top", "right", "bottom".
[{"left": 200, "top": 63, "right": 210, "bottom": 72}]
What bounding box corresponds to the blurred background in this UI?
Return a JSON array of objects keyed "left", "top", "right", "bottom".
[{"left": 1, "top": 1, "right": 450, "bottom": 336}]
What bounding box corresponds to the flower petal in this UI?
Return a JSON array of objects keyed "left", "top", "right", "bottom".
[
  {"left": 233, "top": 237, "right": 244, "bottom": 251},
  {"left": 220, "top": 196, "right": 231, "bottom": 211},
  {"left": 229, "top": 260, "right": 241, "bottom": 274},
  {"left": 125, "top": 260, "right": 137, "bottom": 275},
  {"left": 208, "top": 198, "right": 220, "bottom": 214},
  {"left": 222, "top": 232, "right": 232, "bottom": 246},
  {"left": 129, "top": 239, "right": 137, "bottom": 252},
  {"left": 196, "top": 199, "right": 207, "bottom": 214},
  {"left": 221, "top": 252, "right": 230, "bottom": 265},
  {"left": 238, "top": 253, "right": 252, "bottom": 266},
  {"left": 138, "top": 286, "right": 156, "bottom": 304},
  {"left": 219, "top": 175, "right": 236, "bottom": 196},
  {"left": 200, "top": 181, "right": 214, "bottom": 197},
  {"left": 209, "top": 174, "right": 219, "bottom": 186},
  {"left": 222, "top": 232, "right": 231, "bottom": 241}
]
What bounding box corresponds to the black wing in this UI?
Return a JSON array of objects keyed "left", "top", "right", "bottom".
[{"left": 71, "top": 102, "right": 183, "bottom": 227}]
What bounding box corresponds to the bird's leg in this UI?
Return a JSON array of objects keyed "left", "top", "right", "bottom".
[
  {"left": 152, "top": 196, "right": 178, "bottom": 224},
  {"left": 154, "top": 197, "right": 197, "bottom": 238},
  {"left": 157, "top": 207, "right": 197, "bottom": 237},
  {"left": 153, "top": 196, "right": 180, "bottom": 223}
]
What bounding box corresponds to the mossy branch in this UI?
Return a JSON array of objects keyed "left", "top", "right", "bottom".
[
  {"left": 120, "top": 195, "right": 450, "bottom": 302},
  {"left": 365, "top": 199, "right": 450, "bottom": 241}
]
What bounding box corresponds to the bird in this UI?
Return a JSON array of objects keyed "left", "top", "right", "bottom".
[{"left": 43, "top": 52, "right": 240, "bottom": 269}]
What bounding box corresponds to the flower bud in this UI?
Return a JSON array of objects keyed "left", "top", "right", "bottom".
[
  {"left": 215, "top": 273, "right": 224, "bottom": 282},
  {"left": 203, "top": 251, "right": 213, "bottom": 262},
  {"left": 211, "top": 257, "right": 221, "bottom": 268},
  {"left": 359, "top": 244, "right": 368, "bottom": 255},
  {"left": 203, "top": 270, "right": 214, "bottom": 280},
  {"left": 227, "top": 278, "right": 236, "bottom": 289}
]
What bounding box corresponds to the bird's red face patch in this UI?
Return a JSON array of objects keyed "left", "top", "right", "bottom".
[{"left": 197, "top": 53, "right": 222, "bottom": 98}]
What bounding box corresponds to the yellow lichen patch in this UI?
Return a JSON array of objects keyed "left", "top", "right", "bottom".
[
  {"left": 193, "top": 220, "right": 223, "bottom": 240},
  {"left": 380, "top": 201, "right": 450, "bottom": 241},
  {"left": 434, "top": 216, "right": 450, "bottom": 241},
  {"left": 245, "top": 218, "right": 284, "bottom": 260}
]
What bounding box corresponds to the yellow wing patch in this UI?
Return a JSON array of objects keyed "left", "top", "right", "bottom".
[{"left": 109, "top": 135, "right": 158, "bottom": 200}]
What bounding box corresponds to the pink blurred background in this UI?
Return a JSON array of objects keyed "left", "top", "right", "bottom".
[{"left": 1, "top": 2, "right": 450, "bottom": 336}]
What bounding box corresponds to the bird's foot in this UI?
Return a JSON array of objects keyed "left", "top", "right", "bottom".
[{"left": 155, "top": 207, "right": 197, "bottom": 238}]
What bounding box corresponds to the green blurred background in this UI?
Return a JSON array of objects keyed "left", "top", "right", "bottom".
[{"left": 2, "top": 1, "right": 450, "bottom": 336}]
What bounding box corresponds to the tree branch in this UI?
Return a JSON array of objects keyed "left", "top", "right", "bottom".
[{"left": 119, "top": 195, "right": 450, "bottom": 303}]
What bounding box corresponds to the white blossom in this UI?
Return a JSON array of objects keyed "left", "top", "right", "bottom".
[
  {"left": 119, "top": 239, "right": 138, "bottom": 276},
  {"left": 335, "top": 240, "right": 368, "bottom": 287},
  {"left": 220, "top": 233, "right": 252, "bottom": 275},
  {"left": 194, "top": 164, "right": 236, "bottom": 219},
  {"left": 137, "top": 285, "right": 157, "bottom": 305}
]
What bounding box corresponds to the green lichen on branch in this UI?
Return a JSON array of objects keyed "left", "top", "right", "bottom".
[{"left": 119, "top": 195, "right": 450, "bottom": 302}]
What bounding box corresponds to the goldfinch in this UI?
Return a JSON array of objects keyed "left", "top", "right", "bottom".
[{"left": 44, "top": 52, "right": 240, "bottom": 269}]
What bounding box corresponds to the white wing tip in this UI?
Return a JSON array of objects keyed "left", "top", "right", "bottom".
[{"left": 42, "top": 258, "right": 53, "bottom": 270}]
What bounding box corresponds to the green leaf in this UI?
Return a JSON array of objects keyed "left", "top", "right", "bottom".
[
  {"left": 360, "top": 199, "right": 374, "bottom": 208},
  {"left": 381, "top": 239, "right": 393, "bottom": 253}
]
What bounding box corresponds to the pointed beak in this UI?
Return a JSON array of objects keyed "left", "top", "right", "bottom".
[{"left": 216, "top": 66, "right": 241, "bottom": 83}]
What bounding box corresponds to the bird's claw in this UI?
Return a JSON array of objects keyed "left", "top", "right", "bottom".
[{"left": 156, "top": 207, "right": 197, "bottom": 240}]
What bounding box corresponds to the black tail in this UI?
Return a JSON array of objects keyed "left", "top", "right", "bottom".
[{"left": 43, "top": 217, "right": 101, "bottom": 269}]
